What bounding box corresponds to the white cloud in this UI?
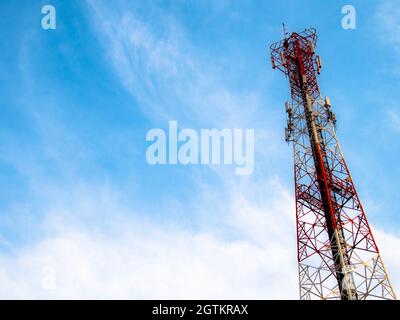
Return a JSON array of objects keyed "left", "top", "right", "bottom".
[
  {"left": 374, "top": 230, "right": 400, "bottom": 294},
  {"left": 0, "top": 179, "right": 298, "bottom": 299}
]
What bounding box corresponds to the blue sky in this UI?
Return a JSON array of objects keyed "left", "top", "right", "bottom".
[{"left": 0, "top": 0, "right": 399, "bottom": 298}]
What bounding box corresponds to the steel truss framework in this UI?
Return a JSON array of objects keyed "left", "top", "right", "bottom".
[{"left": 270, "top": 28, "right": 396, "bottom": 300}]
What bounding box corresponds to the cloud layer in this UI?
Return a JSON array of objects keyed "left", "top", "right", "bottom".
[{"left": 0, "top": 178, "right": 298, "bottom": 299}]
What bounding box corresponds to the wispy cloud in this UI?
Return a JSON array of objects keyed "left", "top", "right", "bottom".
[
  {"left": 387, "top": 110, "right": 400, "bottom": 132},
  {"left": 84, "top": 0, "right": 268, "bottom": 129}
]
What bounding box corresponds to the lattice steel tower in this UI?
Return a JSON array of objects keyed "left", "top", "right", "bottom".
[{"left": 270, "top": 28, "right": 396, "bottom": 300}]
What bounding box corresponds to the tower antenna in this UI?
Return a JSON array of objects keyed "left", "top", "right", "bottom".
[{"left": 269, "top": 28, "right": 396, "bottom": 300}]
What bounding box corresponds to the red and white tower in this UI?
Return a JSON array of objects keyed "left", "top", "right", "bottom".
[{"left": 270, "top": 28, "right": 396, "bottom": 300}]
